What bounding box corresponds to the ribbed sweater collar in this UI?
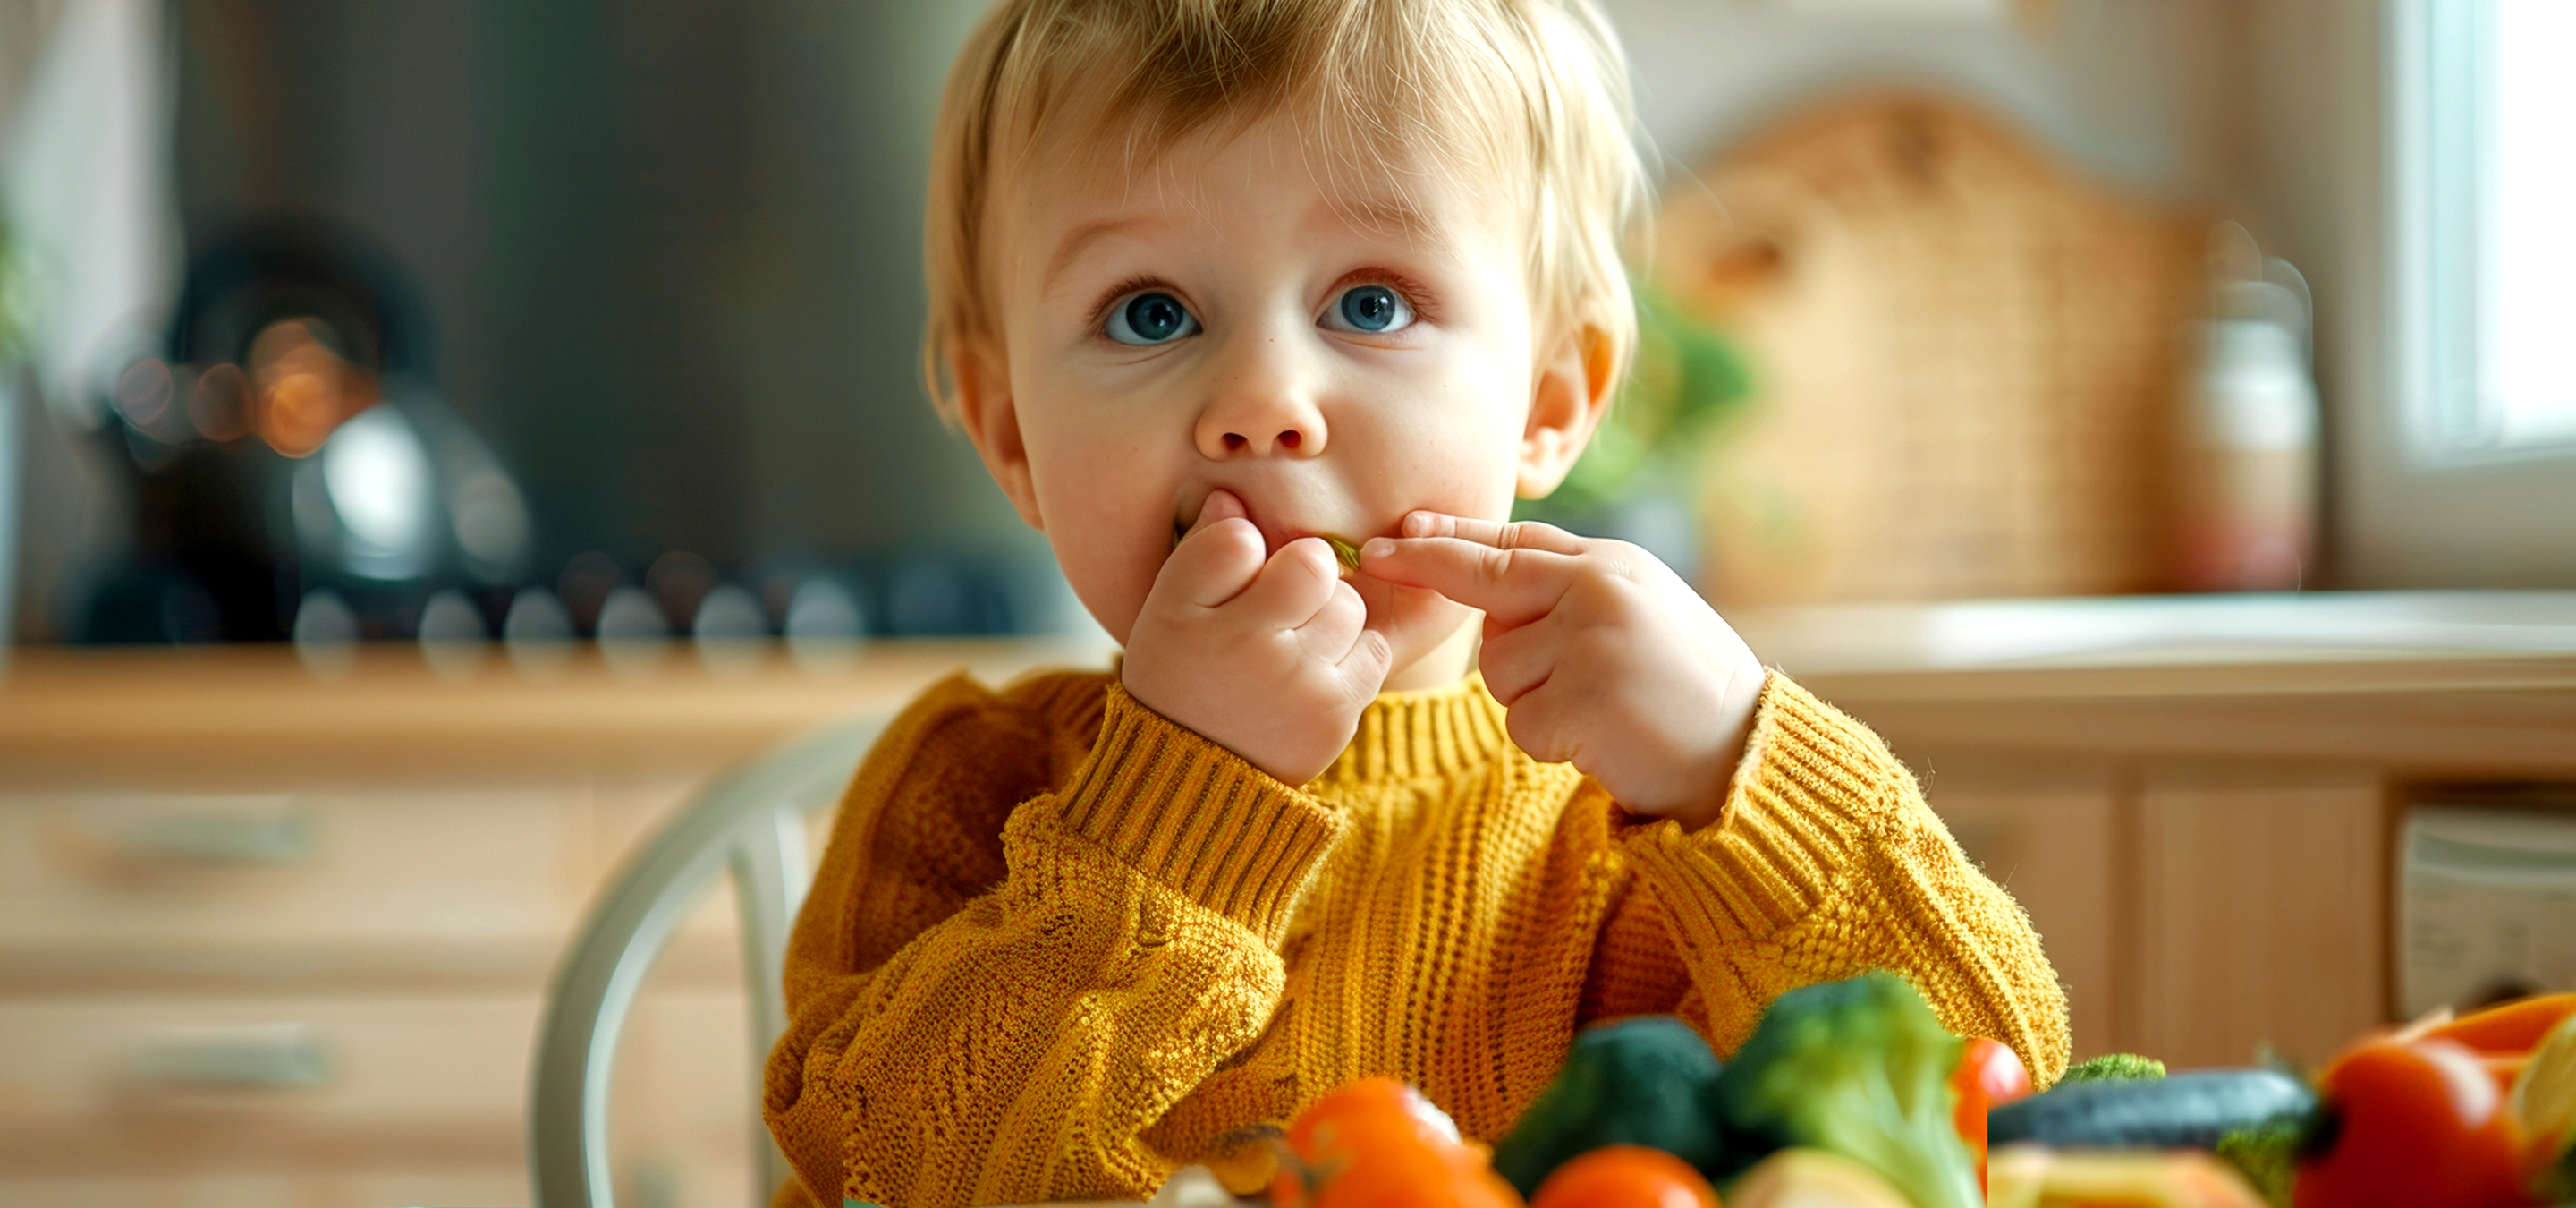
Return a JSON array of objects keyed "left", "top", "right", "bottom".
[{"left": 1313, "top": 675, "right": 1512, "bottom": 787}]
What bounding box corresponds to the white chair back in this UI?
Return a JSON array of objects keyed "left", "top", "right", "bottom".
[{"left": 529, "top": 714, "right": 886, "bottom": 1208}]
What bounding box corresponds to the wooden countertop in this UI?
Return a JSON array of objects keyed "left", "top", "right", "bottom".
[
  {"left": 1735, "top": 590, "right": 2576, "bottom": 681},
  {"left": 4, "top": 591, "right": 2572, "bottom": 776},
  {"left": 0, "top": 637, "right": 1108, "bottom": 778},
  {"left": 1730, "top": 591, "right": 2576, "bottom": 774}
]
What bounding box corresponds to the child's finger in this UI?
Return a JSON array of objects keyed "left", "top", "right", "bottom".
[
  {"left": 1163, "top": 494, "right": 1266, "bottom": 608},
  {"left": 1358, "top": 534, "right": 1579, "bottom": 627},
  {"left": 1331, "top": 624, "right": 1394, "bottom": 697},
  {"left": 1474, "top": 613, "right": 1564, "bottom": 706},
  {"left": 1183, "top": 489, "right": 1247, "bottom": 539},
  {"left": 1232, "top": 536, "right": 1342, "bottom": 625},
  {"left": 1292, "top": 577, "right": 1367, "bottom": 652},
  {"left": 1346, "top": 573, "right": 1463, "bottom": 671},
  {"left": 1400, "top": 510, "right": 1588, "bottom": 556},
  {"left": 1496, "top": 680, "right": 1581, "bottom": 767}
]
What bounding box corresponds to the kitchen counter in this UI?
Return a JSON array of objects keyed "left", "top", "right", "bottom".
[
  {"left": 1732, "top": 591, "right": 2576, "bottom": 775},
  {"left": 0, "top": 636, "right": 1109, "bottom": 778},
  {"left": 1742, "top": 591, "right": 2576, "bottom": 675},
  {"left": 1, "top": 592, "right": 2570, "bottom": 1205}
]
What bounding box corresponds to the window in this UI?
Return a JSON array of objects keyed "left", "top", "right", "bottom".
[{"left": 2402, "top": 0, "right": 2576, "bottom": 456}]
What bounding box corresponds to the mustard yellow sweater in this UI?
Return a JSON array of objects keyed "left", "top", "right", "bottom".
[{"left": 763, "top": 668, "right": 2067, "bottom": 1207}]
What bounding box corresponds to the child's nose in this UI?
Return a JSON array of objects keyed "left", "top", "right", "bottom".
[
  {"left": 1202, "top": 418, "right": 1318, "bottom": 458},
  {"left": 1193, "top": 340, "right": 1329, "bottom": 461}
]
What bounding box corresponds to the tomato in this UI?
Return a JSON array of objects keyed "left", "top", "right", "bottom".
[
  {"left": 2432, "top": 993, "right": 2576, "bottom": 1055},
  {"left": 1529, "top": 1145, "right": 1718, "bottom": 1208},
  {"left": 2293, "top": 1036, "right": 2532, "bottom": 1208},
  {"left": 1272, "top": 1078, "right": 1524, "bottom": 1208},
  {"left": 1950, "top": 1036, "right": 2032, "bottom": 1195}
]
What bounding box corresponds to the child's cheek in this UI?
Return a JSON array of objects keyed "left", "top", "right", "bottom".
[
  {"left": 1029, "top": 483, "right": 1165, "bottom": 646},
  {"left": 1055, "top": 533, "right": 1155, "bottom": 645},
  {"left": 1386, "top": 362, "right": 1531, "bottom": 520}
]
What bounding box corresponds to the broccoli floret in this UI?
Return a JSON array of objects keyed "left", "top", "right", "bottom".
[
  {"left": 1712, "top": 972, "right": 1982, "bottom": 1208},
  {"left": 1493, "top": 1017, "right": 1730, "bottom": 1195},
  {"left": 2215, "top": 1117, "right": 2303, "bottom": 1208},
  {"left": 2061, "top": 1053, "right": 2169, "bottom": 1085}
]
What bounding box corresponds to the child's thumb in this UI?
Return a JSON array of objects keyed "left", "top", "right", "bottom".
[{"left": 1185, "top": 489, "right": 1246, "bottom": 539}]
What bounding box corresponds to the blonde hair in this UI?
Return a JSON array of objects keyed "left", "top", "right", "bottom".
[{"left": 921, "top": 0, "right": 1650, "bottom": 420}]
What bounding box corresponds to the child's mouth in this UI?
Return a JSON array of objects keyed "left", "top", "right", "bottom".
[{"left": 1173, "top": 496, "right": 1366, "bottom": 577}]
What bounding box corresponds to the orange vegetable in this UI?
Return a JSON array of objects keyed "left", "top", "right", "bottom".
[
  {"left": 2292, "top": 1036, "right": 2532, "bottom": 1208},
  {"left": 1273, "top": 1078, "right": 1524, "bottom": 1208},
  {"left": 2432, "top": 993, "right": 2576, "bottom": 1055},
  {"left": 1950, "top": 1036, "right": 2031, "bottom": 1196},
  {"left": 2482, "top": 1050, "right": 2533, "bottom": 1095},
  {"left": 1529, "top": 1145, "right": 1718, "bottom": 1208}
]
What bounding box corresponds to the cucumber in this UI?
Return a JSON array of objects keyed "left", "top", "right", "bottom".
[{"left": 1987, "top": 1068, "right": 2316, "bottom": 1151}]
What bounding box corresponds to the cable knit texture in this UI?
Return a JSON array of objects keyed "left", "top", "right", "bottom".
[{"left": 762, "top": 668, "right": 2068, "bottom": 1207}]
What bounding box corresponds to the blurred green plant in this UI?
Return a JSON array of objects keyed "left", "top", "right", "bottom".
[{"left": 1517, "top": 281, "right": 1751, "bottom": 521}]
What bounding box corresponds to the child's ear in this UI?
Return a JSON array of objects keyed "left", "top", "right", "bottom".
[
  {"left": 952, "top": 334, "right": 1046, "bottom": 532},
  {"left": 1516, "top": 321, "right": 1615, "bottom": 499}
]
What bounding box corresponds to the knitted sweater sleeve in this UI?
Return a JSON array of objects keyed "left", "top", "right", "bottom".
[
  {"left": 761, "top": 675, "right": 1344, "bottom": 1207},
  {"left": 1615, "top": 671, "right": 2072, "bottom": 1086}
]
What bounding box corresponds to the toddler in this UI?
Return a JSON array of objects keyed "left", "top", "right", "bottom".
[{"left": 764, "top": 1, "right": 2068, "bottom": 1204}]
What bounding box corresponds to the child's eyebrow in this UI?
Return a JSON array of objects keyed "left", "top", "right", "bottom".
[
  {"left": 1038, "top": 194, "right": 1445, "bottom": 295},
  {"left": 1044, "top": 215, "right": 1157, "bottom": 293},
  {"left": 1324, "top": 195, "right": 1436, "bottom": 242}
]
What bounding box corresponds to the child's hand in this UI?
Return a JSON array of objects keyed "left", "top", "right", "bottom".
[
  {"left": 1122, "top": 489, "right": 1394, "bottom": 786},
  {"left": 1360, "top": 512, "right": 1765, "bottom": 829}
]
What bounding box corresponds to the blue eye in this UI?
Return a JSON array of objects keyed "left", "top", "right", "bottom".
[
  {"left": 1325, "top": 284, "right": 1415, "bottom": 334},
  {"left": 1104, "top": 292, "right": 1199, "bottom": 345}
]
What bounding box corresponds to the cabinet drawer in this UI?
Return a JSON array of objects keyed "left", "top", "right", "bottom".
[
  {"left": 0, "top": 1167, "right": 530, "bottom": 1208},
  {"left": 0, "top": 787, "right": 597, "bottom": 989},
  {"left": 0, "top": 993, "right": 536, "bottom": 1175}
]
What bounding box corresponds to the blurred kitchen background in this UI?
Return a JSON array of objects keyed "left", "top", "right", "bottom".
[
  {"left": 4, "top": 0, "right": 1055, "bottom": 657},
  {"left": 2, "top": 1, "right": 2573, "bottom": 1206}
]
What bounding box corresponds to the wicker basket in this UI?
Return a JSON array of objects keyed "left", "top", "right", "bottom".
[{"left": 1654, "top": 93, "right": 2207, "bottom": 604}]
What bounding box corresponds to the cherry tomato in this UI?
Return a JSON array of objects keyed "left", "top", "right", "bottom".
[
  {"left": 2293, "top": 1036, "right": 2531, "bottom": 1208},
  {"left": 2432, "top": 993, "right": 2576, "bottom": 1055},
  {"left": 1273, "top": 1078, "right": 1524, "bottom": 1208},
  {"left": 1950, "top": 1036, "right": 2033, "bottom": 1195},
  {"left": 1529, "top": 1145, "right": 1718, "bottom": 1208}
]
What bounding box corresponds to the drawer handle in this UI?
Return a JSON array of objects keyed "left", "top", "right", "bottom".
[
  {"left": 131, "top": 1022, "right": 335, "bottom": 1090},
  {"left": 77, "top": 795, "right": 317, "bottom": 865}
]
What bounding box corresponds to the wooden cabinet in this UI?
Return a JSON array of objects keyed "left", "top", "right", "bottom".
[
  {"left": 1743, "top": 593, "right": 2576, "bottom": 1072},
  {"left": 1920, "top": 762, "right": 2399, "bottom": 1068},
  {"left": 2130, "top": 770, "right": 2387, "bottom": 1070},
  {"left": 0, "top": 642, "right": 1077, "bottom": 1208}
]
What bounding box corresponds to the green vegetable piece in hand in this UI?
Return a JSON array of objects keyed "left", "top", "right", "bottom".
[
  {"left": 1713, "top": 971, "right": 1983, "bottom": 1208},
  {"left": 1322, "top": 534, "right": 1362, "bottom": 578},
  {"left": 2062, "top": 1053, "right": 2169, "bottom": 1085},
  {"left": 1168, "top": 523, "right": 1363, "bottom": 578},
  {"left": 1492, "top": 1016, "right": 1730, "bottom": 1195}
]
